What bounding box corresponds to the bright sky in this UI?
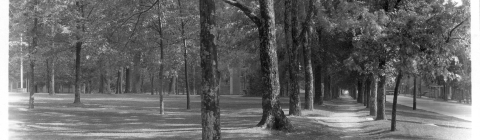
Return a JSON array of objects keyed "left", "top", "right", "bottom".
[{"left": 449, "top": 0, "right": 463, "bottom": 6}]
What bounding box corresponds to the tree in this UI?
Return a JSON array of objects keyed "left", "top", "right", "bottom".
[
  {"left": 223, "top": 0, "right": 293, "bottom": 131},
  {"left": 301, "top": 0, "right": 315, "bottom": 111},
  {"left": 285, "top": 0, "right": 301, "bottom": 116},
  {"left": 28, "top": 0, "right": 39, "bottom": 109},
  {"left": 199, "top": 0, "right": 220, "bottom": 138}
]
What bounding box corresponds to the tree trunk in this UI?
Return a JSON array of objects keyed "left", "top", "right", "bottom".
[
  {"left": 106, "top": 74, "right": 111, "bottom": 94},
  {"left": 49, "top": 58, "right": 55, "bottom": 95},
  {"left": 200, "top": 0, "right": 221, "bottom": 138},
  {"left": 376, "top": 74, "right": 387, "bottom": 120},
  {"left": 46, "top": 59, "right": 50, "bottom": 93},
  {"left": 125, "top": 67, "right": 130, "bottom": 93},
  {"left": 140, "top": 74, "right": 145, "bottom": 93},
  {"left": 117, "top": 69, "right": 122, "bottom": 94},
  {"left": 28, "top": 3, "right": 38, "bottom": 108},
  {"left": 314, "top": 64, "right": 323, "bottom": 105},
  {"left": 73, "top": 1, "right": 84, "bottom": 104},
  {"left": 413, "top": 75, "right": 417, "bottom": 110},
  {"left": 193, "top": 60, "right": 196, "bottom": 95},
  {"left": 287, "top": 0, "right": 301, "bottom": 116},
  {"left": 131, "top": 52, "right": 142, "bottom": 94},
  {"left": 169, "top": 76, "right": 175, "bottom": 94},
  {"left": 357, "top": 77, "right": 363, "bottom": 103},
  {"left": 302, "top": 30, "right": 313, "bottom": 110},
  {"left": 325, "top": 75, "right": 331, "bottom": 100},
  {"left": 365, "top": 76, "right": 371, "bottom": 108},
  {"left": 391, "top": 71, "right": 403, "bottom": 131},
  {"left": 156, "top": 1, "right": 165, "bottom": 114},
  {"left": 280, "top": 0, "right": 292, "bottom": 96},
  {"left": 151, "top": 73, "right": 155, "bottom": 95},
  {"left": 178, "top": 0, "right": 190, "bottom": 109},
  {"left": 99, "top": 73, "right": 104, "bottom": 93},
  {"left": 370, "top": 74, "right": 377, "bottom": 116},
  {"left": 224, "top": 0, "right": 293, "bottom": 131}
]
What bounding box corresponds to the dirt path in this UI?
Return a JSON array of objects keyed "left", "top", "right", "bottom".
[{"left": 308, "top": 95, "right": 373, "bottom": 139}]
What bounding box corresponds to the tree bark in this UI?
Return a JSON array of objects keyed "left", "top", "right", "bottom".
[
  {"left": 391, "top": 71, "right": 403, "bottom": 131},
  {"left": 302, "top": 31, "right": 313, "bottom": 110},
  {"left": 99, "top": 73, "right": 104, "bottom": 93},
  {"left": 125, "top": 67, "right": 130, "bottom": 93},
  {"left": 314, "top": 64, "right": 323, "bottom": 105},
  {"left": 132, "top": 52, "right": 141, "bottom": 94},
  {"left": 224, "top": 0, "right": 293, "bottom": 131},
  {"left": 49, "top": 58, "right": 55, "bottom": 95},
  {"left": 357, "top": 77, "right": 363, "bottom": 103},
  {"left": 413, "top": 75, "right": 417, "bottom": 110},
  {"left": 117, "top": 69, "right": 123, "bottom": 94},
  {"left": 73, "top": 1, "right": 84, "bottom": 104},
  {"left": 365, "top": 76, "right": 371, "bottom": 107},
  {"left": 156, "top": 0, "right": 165, "bottom": 113},
  {"left": 288, "top": 0, "right": 301, "bottom": 116},
  {"left": 370, "top": 74, "right": 377, "bottom": 116},
  {"left": 150, "top": 73, "right": 155, "bottom": 95},
  {"left": 28, "top": 0, "right": 38, "bottom": 108},
  {"left": 178, "top": 0, "right": 190, "bottom": 109},
  {"left": 200, "top": 0, "right": 221, "bottom": 138},
  {"left": 301, "top": 0, "right": 315, "bottom": 110}
]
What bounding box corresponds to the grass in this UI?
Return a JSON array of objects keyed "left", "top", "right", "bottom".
[{"left": 9, "top": 92, "right": 471, "bottom": 140}]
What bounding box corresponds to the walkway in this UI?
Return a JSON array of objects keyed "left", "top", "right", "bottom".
[{"left": 308, "top": 95, "right": 372, "bottom": 139}]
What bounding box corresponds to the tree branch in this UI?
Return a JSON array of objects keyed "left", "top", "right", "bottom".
[
  {"left": 446, "top": 17, "right": 468, "bottom": 43},
  {"left": 297, "top": 0, "right": 315, "bottom": 42},
  {"left": 223, "top": 0, "right": 261, "bottom": 27}
]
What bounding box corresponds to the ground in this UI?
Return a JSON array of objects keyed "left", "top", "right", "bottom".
[{"left": 9, "top": 92, "right": 471, "bottom": 140}]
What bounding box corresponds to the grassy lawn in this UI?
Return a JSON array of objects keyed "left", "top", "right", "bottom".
[{"left": 9, "top": 92, "right": 471, "bottom": 140}]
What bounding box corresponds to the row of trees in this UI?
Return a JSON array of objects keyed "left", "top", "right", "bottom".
[{"left": 9, "top": 0, "right": 470, "bottom": 139}]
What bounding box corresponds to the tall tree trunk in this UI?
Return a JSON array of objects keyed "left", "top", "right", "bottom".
[
  {"left": 314, "top": 64, "right": 323, "bottom": 105},
  {"left": 178, "top": 0, "right": 190, "bottom": 109},
  {"left": 200, "top": 0, "right": 221, "bottom": 138},
  {"left": 99, "top": 73, "right": 104, "bottom": 93},
  {"left": 376, "top": 71, "right": 387, "bottom": 120},
  {"left": 302, "top": 31, "right": 313, "bottom": 110},
  {"left": 73, "top": 1, "right": 85, "bottom": 104},
  {"left": 193, "top": 60, "right": 196, "bottom": 95},
  {"left": 125, "top": 67, "right": 130, "bottom": 93},
  {"left": 413, "top": 75, "right": 417, "bottom": 110},
  {"left": 132, "top": 52, "right": 141, "bottom": 94},
  {"left": 49, "top": 58, "right": 55, "bottom": 95},
  {"left": 365, "top": 76, "right": 371, "bottom": 107},
  {"left": 156, "top": 0, "right": 165, "bottom": 114},
  {"left": 117, "top": 69, "right": 122, "bottom": 94},
  {"left": 105, "top": 73, "right": 111, "bottom": 94},
  {"left": 300, "top": 0, "right": 315, "bottom": 109},
  {"left": 224, "top": 0, "right": 293, "bottom": 131},
  {"left": 46, "top": 59, "right": 50, "bottom": 93},
  {"left": 391, "top": 71, "right": 403, "bottom": 131},
  {"left": 140, "top": 74, "right": 145, "bottom": 93},
  {"left": 283, "top": 0, "right": 292, "bottom": 99},
  {"left": 28, "top": 0, "right": 38, "bottom": 108},
  {"left": 119, "top": 69, "right": 123, "bottom": 94},
  {"left": 288, "top": 0, "right": 301, "bottom": 116},
  {"left": 357, "top": 77, "right": 363, "bottom": 103},
  {"left": 151, "top": 73, "right": 155, "bottom": 95},
  {"left": 370, "top": 74, "right": 377, "bottom": 116}
]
